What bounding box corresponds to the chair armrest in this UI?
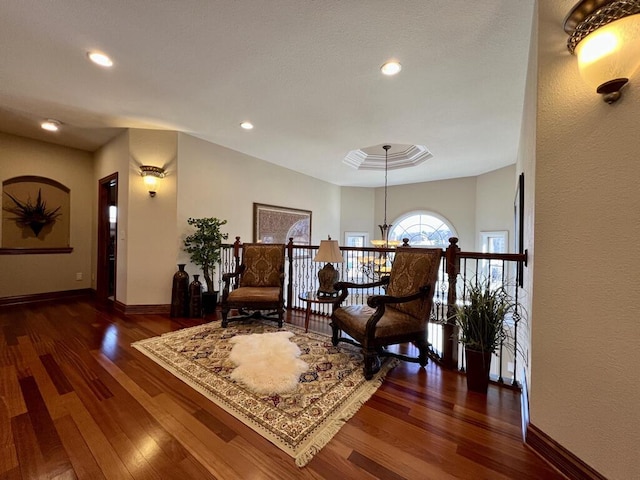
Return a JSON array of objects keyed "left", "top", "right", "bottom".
[
  {"left": 363, "top": 285, "right": 431, "bottom": 337},
  {"left": 367, "top": 285, "right": 431, "bottom": 308},
  {"left": 334, "top": 277, "right": 390, "bottom": 306},
  {"left": 335, "top": 277, "right": 389, "bottom": 290},
  {"left": 222, "top": 265, "right": 245, "bottom": 299},
  {"left": 222, "top": 271, "right": 240, "bottom": 282}
]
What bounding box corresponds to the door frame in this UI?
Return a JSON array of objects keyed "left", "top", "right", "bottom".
[{"left": 97, "top": 173, "right": 118, "bottom": 303}]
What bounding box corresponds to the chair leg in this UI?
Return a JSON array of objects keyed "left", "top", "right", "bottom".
[
  {"left": 277, "top": 307, "right": 284, "bottom": 328},
  {"left": 363, "top": 348, "right": 381, "bottom": 380},
  {"left": 415, "top": 337, "right": 429, "bottom": 367},
  {"left": 331, "top": 323, "right": 339, "bottom": 346},
  {"left": 221, "top": 307, "right": 229, "bottom": 328}
]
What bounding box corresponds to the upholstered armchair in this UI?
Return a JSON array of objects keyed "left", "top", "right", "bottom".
[
  {"left": 221, "top": 243, "right": 285, "bottom": 328},
  {"left": 331, "top": 247, "right": 442, "bottom": 379}
]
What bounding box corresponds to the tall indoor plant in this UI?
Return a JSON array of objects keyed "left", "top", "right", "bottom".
[
  {"left": 454, "top": 279, "right": 517, "bottom": 394},
  {"left": 183, "top": 217, "right": 228, "bottom": 312}
]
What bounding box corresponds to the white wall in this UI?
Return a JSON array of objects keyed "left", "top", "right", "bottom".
[
  {"left": 0, "top": 133, "right": 93, "bottom": 297},
  {"left": 533, "top": 2, "right": 640, "bottom": 479},
  {"left": 177, "top": 133, "right": 342, "bottom": 282}
]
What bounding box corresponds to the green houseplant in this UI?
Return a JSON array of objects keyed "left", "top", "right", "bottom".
[
  {"left": 454, "top": 278, "right": 517, "bottom": 393},
  {"left": 183, "top": 217, "right": 228, "bottom": 312}
]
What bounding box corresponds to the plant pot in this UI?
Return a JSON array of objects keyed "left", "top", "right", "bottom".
[
  {"left": 202, "top": 291, "right": 218, "bottom": 315},
  {"left": 464, "top": 347, "right": 492, "bottom": 394}
]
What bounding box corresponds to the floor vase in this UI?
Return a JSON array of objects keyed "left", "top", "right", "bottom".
[
  {"left": 170, "top": 264, "right": 189, "bottom": 317},
  {"left": 189, "top": 275, "right": 203, "bottom": 318}
]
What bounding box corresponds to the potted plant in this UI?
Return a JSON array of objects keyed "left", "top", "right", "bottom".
[
  {"left": 454, "top": 278, "right": 517, "bottom": 394},
  {"left": 183, "top": 217, "right": 228, "bottom": 314}
]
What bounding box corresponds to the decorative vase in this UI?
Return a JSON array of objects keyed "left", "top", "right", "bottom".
[
  {"left": 170, "top": 264, "right": 189, "bottom": 317},
  {"left": 464, "top": 347, "right": 492, "bottom": 394},
  {"left": 189, "top": 275, "right": 203, "bottom": 318}
]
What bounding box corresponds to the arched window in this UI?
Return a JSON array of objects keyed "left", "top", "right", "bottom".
[{"left": 389, "top": 211, "right": 457, "bottom": 248}]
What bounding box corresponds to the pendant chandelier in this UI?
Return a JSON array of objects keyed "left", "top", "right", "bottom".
[{"left": 371, "top": 144, "right": 400, "bottom": 248}]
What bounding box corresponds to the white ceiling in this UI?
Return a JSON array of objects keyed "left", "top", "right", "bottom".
[{"left": 0, "top": 0, "right": 535, "bottom": 187}]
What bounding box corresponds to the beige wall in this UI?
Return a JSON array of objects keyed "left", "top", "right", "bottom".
[
  {"left": 376, "top": 176, "right": 476, "bottom": 249},
  {"left": 177, "top": 133, "right": 342, "bottom": 284},
  {"left": 93, "top": 129, "right": 179, "bottom": 305},
  {"left": 516, "top": 0, "right": 538, "bottom": 395},
  {"left": 534, "top": 2, "right": 640, "bottom": 479},
  {"left": 94, "top": 131, "right": 130, "bottom": 303},
  {"left": 127, "top": 130, "right": 178, "bottom": 304},
  {"left": 340, "top": 168, "right": 515, "bottom": 251},
  {"left": 475, "top": 165, "right": 517, "bottom": 251},
  {"left": 0, "top": 133, "right": 93, "bottom": 297},
  {"left": 340, "top": 187, "right": 375, "bottom": 243}
]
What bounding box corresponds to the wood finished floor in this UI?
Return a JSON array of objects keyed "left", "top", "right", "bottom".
[{"left": 0, "top": 298, "right": 565, "bottom": 480}]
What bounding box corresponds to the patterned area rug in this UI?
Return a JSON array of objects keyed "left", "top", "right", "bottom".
[{"left": 132, "top": 320, "right": 397, "bottom": 466}]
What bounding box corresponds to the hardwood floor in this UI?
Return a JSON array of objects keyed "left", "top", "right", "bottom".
[{"left": 0, "top": 298, "right": 565, "bottom": 479}]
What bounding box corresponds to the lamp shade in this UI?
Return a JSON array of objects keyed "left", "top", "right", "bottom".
[
  {"left": 575, "top": 14, "right": 640, "bottom": 91},
  {"left": 140, "top": 165, "right": 165, "bottom": 197},
  {"left": 313, "top": 239, "right": 343, "bottom": 263}
]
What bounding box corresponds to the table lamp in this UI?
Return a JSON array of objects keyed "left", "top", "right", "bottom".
[{"left": 313, "top": 236, "right": 344, "bottom": 297}]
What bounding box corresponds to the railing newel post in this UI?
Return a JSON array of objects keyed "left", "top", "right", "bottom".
[
  {"left": 287, "top": 238, "right": 294, "bottom": 309},
  {"left": 443, "top": 237, "right": 460, "bottom": 370},
  {"left": 232, "top": 236, "right": 241, "bottom": 289}
]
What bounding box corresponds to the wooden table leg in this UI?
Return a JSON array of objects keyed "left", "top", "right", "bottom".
[{"left": 305, "top": 301, "right": 312, "bottom": 332}]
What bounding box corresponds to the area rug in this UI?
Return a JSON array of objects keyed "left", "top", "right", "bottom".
[{"left": 131, "top": 320, "right": 397, "bottom": 466}]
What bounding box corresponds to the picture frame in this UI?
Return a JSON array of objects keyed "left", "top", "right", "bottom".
[
  {"left": 253, "top": 203, "right": 312, "bottom": 245},
  {"left": 514, "top": 173, "right": 525, "bottom": 287}
]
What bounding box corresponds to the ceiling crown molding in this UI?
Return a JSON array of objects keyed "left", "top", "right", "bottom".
[{"left": 344, "top": 144, "right": 433, "bottom": 171}]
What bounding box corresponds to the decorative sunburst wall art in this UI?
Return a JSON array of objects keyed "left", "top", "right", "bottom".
[{"left": 2, "top": 176, "right": 70, "bottom": 249}]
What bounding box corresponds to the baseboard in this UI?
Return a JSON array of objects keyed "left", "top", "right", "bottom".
[
  {"left": 519, "top": 367, "right": 530, "bottom": 441},
  {"left": 525, "top": 423, "right": 607, "bottom": 480},
  {"left": 114, "top": 301, "right": 170, "bottom": 315},
  {"left": 0, "top": 288, "right": 94, "bottom": 307},
  {"left": 519, "top": 365, "right": 606, "bottom": 480}
]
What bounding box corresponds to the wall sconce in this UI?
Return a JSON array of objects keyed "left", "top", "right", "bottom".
[
  {"left": 313, "top": 236, "right": 344, "bottom": 297},
  {"left": 140, "top": 165, "right": 165, "bottom": 197},
  {"left": 565, "top": 0, "right": 640, "bottom": 104}
]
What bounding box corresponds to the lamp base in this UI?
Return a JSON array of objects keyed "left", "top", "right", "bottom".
[{"left": 317, "top": 263, "right": 340, "bottom": 297}]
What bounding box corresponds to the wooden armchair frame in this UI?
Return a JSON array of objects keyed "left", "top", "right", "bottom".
[
  {"left": 331, "top": 248, "right": 442, "bottom": 379},
  {"left": 220, "top": 243, "right": 285, "bottom": 328}
]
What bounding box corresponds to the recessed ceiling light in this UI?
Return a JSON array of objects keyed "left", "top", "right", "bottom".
[
  {"left": 381, "top": 61, "right": 402, "bottom": 76},
  {"left": 41, "top": 119, "right": 60, "bottom": 132},
  {"left": 87, "top": 51, "right": 113, "bottom": 67},
  {"left": 240, "top": 122, "right": 254, "bottom": 130}
]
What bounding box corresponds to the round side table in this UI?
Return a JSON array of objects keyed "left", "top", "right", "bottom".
[{"left": 298, "top": 291, "right": 337, "bottom": 332}]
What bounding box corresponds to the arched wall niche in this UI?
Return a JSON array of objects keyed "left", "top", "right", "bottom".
[{"left": 2, "top": 175, "right": 71, "bottom": 250}]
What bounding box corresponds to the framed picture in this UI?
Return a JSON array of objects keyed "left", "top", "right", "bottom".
[
  {"left": 514, "top": 173, "right": 525, "bottom": 287},
  {"left": 253, "top": 203, "right": 312, "bottom": 244}
]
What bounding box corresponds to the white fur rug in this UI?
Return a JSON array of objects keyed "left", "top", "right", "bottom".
[{"left": 228, "top": 331, "right": 308, "bottom": 394}]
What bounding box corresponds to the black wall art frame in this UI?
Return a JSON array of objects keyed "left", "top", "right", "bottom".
[{"left": 514, "top": 173, "right": 525, "bottom": 287}]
